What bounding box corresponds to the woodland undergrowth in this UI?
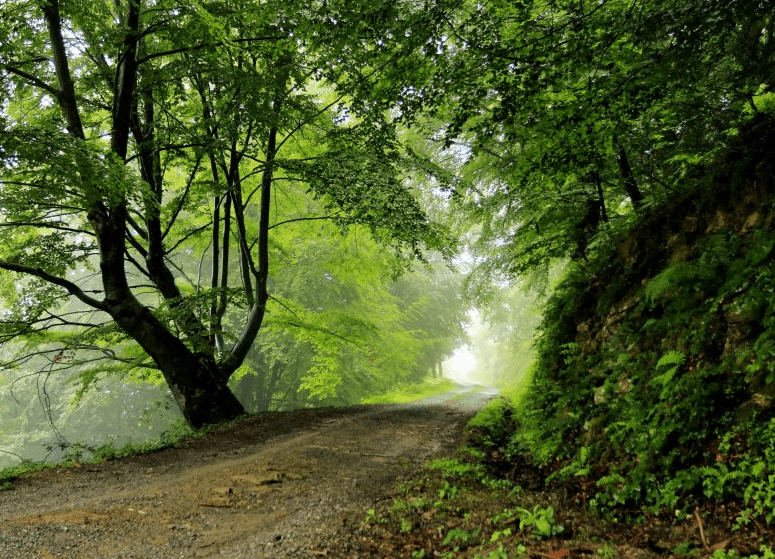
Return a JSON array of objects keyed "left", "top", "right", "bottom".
[
  {"left": 360, "top": 121, "right": 775, "bottom": 555},
  {"left": 489, "top": 115, "right": 775, "bottom": 556}
]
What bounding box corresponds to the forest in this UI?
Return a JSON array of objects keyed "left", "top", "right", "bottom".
[{"left": 1, "top": 0, "right": 774, "bottom": 556}]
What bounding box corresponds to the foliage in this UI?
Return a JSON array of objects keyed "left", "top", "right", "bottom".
[
  {"left": 427, "top": 457, "right": 488, "bottom": 483},
  {"left": 0, "top": 222, "right": 468, "bottom": 462},
  {"left": 392, "top": 0, "right": 775, "bottom": 302},
  {"left": 0, "top": 412, "right": 227, "bottom": 486},
  {"left": 0, "top": 362, "right": 181, "bottom": 467},
  {"left": 461, "top": 274, "right": 552, "bottom": 390},
  {"left": 466, "top": 398, "right": 515, "bottom": 449},
  {"left": 361, "top": 378, "right": 455, "bottom": 405},
  {"left": 514, "top": 505, "right": 564, "bottom": 539},
  {"left": 507, "top": 115, "right": 775, "bottom": 533},
  {"left": 228, "top": 224, "right": 467, "bottom": 411},
  {"left": 0, "top": 0, "right": 459, "bottom": 428},
  {"left": 358, "top": 408, "right": 576, "bottom": 558},
  {"left": 711, "top": 546, "right": 775, "bottom": 559}
]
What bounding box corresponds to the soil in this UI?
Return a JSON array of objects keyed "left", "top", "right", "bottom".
[{"left": 0, "top": 388, "right": 495, "bottom": 558}]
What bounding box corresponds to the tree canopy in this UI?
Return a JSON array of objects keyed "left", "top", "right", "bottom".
[
  {"left": 391, "top": 0, "right": 773, "bottom": 282},
  {"left": 0, "top": 0, "right": 457, "bottom": 428},
  {"left": 3, "top": 1, "right": 775, "bottom": 512}
]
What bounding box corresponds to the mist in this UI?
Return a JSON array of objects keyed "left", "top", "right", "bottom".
[
  {"left": 0, "top": 371, "right": 182, "bottom": 469},
  {"left": 442, "top": 280, "right": 545, "bottom": 393}
]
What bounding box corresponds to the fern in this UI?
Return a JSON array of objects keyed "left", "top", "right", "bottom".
[
  {"left": 645, "top": 233, "right": 734, "bottom": 305},
  {"left": 701, "top": 232, "right": 735, "bottom": 267},
  {"left": 751, "top": 460, "right": 767, "bottom": 478},
  {"left": 656, "top": 350, "right": 686, "bottom": 370},
  {"left": 553, "top": 445, "right": 592, "bottom": 479},
  {"left": 596, "top": 473, "right": 625, "bottom": 488},
  {"left": 700, "top": 465, "right": 748, "bottom": 483},
  {"left": 644, "top": 263, "right": 714, "bottom": 305},
  {"left": 650, "top": 350, "right": 686, "bottom": 395},
  {"left": 574, "top": 445, "right": 591, "bottom": 476}
]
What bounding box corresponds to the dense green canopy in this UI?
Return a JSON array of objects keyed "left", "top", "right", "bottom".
[
  {"left": 0, "top": 0, "right": 459, "bottom": 428},
  {"left": 3, "top": 5, "right": 775, "bottom": 531}
]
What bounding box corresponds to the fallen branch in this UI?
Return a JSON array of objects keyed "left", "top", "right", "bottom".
[{"left": 694, "top": 506, "right": 708, "bottom": 549}]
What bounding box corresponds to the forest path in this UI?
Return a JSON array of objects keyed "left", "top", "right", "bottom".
[{"left": 0, "top": 386, "right": 495, "bottom": 558}]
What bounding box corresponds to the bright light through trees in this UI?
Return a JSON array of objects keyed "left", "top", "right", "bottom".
[{"left": 443, "top": 345, "right": 476, "bottom": 383}]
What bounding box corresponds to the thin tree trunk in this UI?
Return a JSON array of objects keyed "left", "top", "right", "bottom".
[
  {"left": 219, "top": 56, "right": 290, "bottom": 376},
  {"left": 592, "top": 169, "right": 609, "bottom": 223},
  {"left": 230, "top": 169, "right": 256, "bottom": 307},
  {"left": 613, "top": 134, "right": 644, "bottom": 210}
]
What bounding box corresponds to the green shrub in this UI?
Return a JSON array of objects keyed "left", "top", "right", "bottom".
[{"left": 467, "top": 398, "right": 514, "bottom": 448}]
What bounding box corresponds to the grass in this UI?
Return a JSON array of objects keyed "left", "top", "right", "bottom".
[
  {"left": 0, "top": 416, "right": 223, "bottom": 489},
  {"left": 0, "top": 378, "right": 454, "bottom": 488},
  {"left": 358, "top": 449, "right": 574, "bottom": 558},
  {"left": 360, "top": 377, "right": 456, "bottom": 404}
]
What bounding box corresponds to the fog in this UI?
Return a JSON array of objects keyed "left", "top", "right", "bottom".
[
  {"left": 0, "top": 372, "right": 182, "bottom": 469},
  {"left": 442, "top": 290, "right": 542, "bottom": 393},
  {"left": 442, "top": 346, "right": 477, "bottom": 384}
]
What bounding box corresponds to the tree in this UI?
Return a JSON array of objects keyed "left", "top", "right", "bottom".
[
  {"left": 385, "top": 0, "right": 774, "bottom": 279},
  {"left": 0, "top": 0, "right": 452, "bottom": 427},
  {"left": 389, "top": 262, "right": 468, "bottom": 381},
  {"left": 232, "top": 210, "right": 452, "bottom": 411}
]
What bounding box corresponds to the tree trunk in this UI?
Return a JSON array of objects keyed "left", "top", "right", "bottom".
[
  {"left": 105, "top": 291, "right": 244, "bottom": 428},
  {"left": 592, "top": 169, "right": 609, "bottom": 224},
  {"left": 613, "top": 134, "right": 644, "bottom": 210},
  {"left": 165, "top": 355, "right": 245, "bottom": 429},
  {"left": 89, "top": 200, "right": 243, "bottom": 427}
]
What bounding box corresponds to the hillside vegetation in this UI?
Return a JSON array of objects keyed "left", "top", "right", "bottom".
[
  {"left": 1, "top": 2, "right": 774, "bottom": 554},
  {"left": 503, "top": 114, "right": 775, "bottom": 554}
]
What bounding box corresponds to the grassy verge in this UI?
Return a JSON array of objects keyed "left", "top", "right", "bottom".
[
  {"left": 361, "top": 377, "right": 456, "bottom": 404},
  {"left": 0, "top": 378, "right": 451, "bottom": 488},
  {"left": 355, "top": 403, "right": 577, "bottom": 559},
  {"left": 0, "top": 416, "right": 237, "bottom": 489},
  {"left": 361, "top": 452, "right": 565, "bottom": 559}
]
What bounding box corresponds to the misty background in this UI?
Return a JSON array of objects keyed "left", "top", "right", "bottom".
[{"left": 1, "top": 274, "right": 544, "bottom": 469}]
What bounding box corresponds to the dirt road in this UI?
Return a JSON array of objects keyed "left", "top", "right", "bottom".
[{"left": 0, "top": 388, "right": 495, "bottom": 558}]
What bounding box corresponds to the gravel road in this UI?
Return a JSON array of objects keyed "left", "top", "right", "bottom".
[{"left": 0, "top": 387, "right": 496, "bottom": 558}]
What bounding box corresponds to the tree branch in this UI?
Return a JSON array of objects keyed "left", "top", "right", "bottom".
[
  {"left": 0, "top": 63, "right": 62, "bottom": 98},
  {"left": 40, "top": 0, "right": 86, "bottom": 141},
  {"left": 162, "top": 155, "right": 202, "bottom": 242},
  {"left": 268, "top": 215, "right": 334, "bottom": 230},
  {"left": 0, "top": 261, "right": 108, "bottom": 311},
  {"left": 135, "top": 36, "right": 285, "bottom": 66},
  {"left": 0, "top": 221, "right": 92, "bottom": 237}
]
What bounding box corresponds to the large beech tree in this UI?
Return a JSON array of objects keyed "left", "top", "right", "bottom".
[{"left": 0, "top": 0, "right": 451, "bottom": 427}]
